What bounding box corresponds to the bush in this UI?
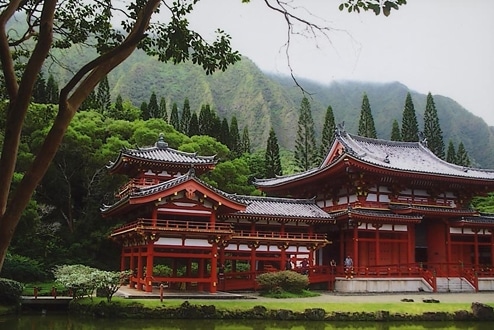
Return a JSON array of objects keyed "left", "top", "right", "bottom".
[
  {"left": 0, "top": 278, "right": 23, "bottom": 304},
  {"left": 256, "top": 270, "right": 309, "bottom": 294},
  {"left": 1, "top": 254, "right": 48, "bottom": 282}
]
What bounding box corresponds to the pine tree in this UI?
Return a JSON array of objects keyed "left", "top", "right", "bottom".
[
  {"left": 229, "top": 116, "right": 241, "bottom": 157},
  {"left": 401, "top": 92, "right": 419, "bottom": 142},
  {"left": 107, "top": 94, "right": 124, "bottom": 118},
  {"left": 32, "top": 72, "right": 46, "bottom": 103},
  {"left": 390, "top": 119, "right": 401, "bottom": 141},
  {"left": 241, "top": 126, "right": 251, "bottom": 154},
  {"left": 199, "top": 104, "right": 213, "bottom": 136},
  {"left": 446, "top": 140, "right": 456, "bottom": 164},
  {"left": 180, "top": 98, "right": 192, "bottom": 134},
  {"left": 45, "top": 73, "right": 59, "bottom": 104},
  {"left": 211, "top": 113, "right": 222, "bottom": 141},
  {"left": 456, "top": 142, "right": 471, "bottom": 167},
  {"left": 148, "top": 92, "right": 159, "bottom": 119},
  {"left": 80, "top": 90, "right": 98, "bottom": 110},
  {"left": 423, "top": 92, "right": 445, "bottom": 159},
  {"left": 265, "top": 127, "right": 283, "bottom": 178},
  {"left": 319, "top": 105, "right": 336, "bottom": 161},
  {"left": 188, "top": 113, "right": 199, "bottom": 136},
  {"left": 357, "top": 93, "right": 377, "bottom": 138},
  {"left": 295, "top": 97, "right": 318, "bottom": 171},
  {"left": 219, "top": 118, "right": 230, "bottom": 147},
  {"left": 170, "top": 103, "right": 180, "bottom": 130},
  {"left": 159, "top": 97, "right": 168, "bottom": 122},
  {"left": 140, "top": 102, "right": 148, "bottom": 120},
  {"left": 96, "top": 76, "right": 111, "bottom": 115}
]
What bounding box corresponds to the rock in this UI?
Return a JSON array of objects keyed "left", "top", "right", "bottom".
[{"left": 471, "top": 302, "right": 494, "bottom": 320}]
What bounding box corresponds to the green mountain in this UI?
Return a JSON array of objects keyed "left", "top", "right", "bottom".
[{"left": 49, "top": 50, "right": 494, "bottom": 168}]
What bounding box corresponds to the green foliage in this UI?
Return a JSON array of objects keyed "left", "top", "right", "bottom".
[
  {"left": 357, "top": 93, "right": 377, "bottom": 138},
  {"left": 446, "top": 140, "right": 456, "bottom": 164},
  {"left": 390, "top": 119, "right": 401, "bottom": 141},
  {"left": 423, "top": 93, "right": 445, "bottom": 159},
  {"left": 203, "top": 158, "right": 259, "bottom": 195},
  {"left": 471, "top": 193, "right": 494, "bottom": 213},
  {"left": 97, "top": 76, "right": 111, "bottom": 115},
  {"left": 0, "top": 278, "right": 23, "bottom": 304},
  {"left": 265, "top": 127, "right": 282, "bottom": 178},
  {"left": 180, "top": 98, "right": 192, "bottom": 134},
  {"left": 170, "top": 103, "right": 180, "bottom": 130},
  {"left": 153, "top": 264, "right": 172, "bottom": 277},
  {"left": 456, "top": 142, "right": 471, "bottom": 167},
  {"left": 319, "top": 105, "right": 336, "bottom": 161},
  {"left": 179, "top": 135, "right": 229, "bottom": 160},
  {"left": 0, "top": 254, "right": 48, "bottom": 283},
  {"left": 256, "top": 270, "right": 309, "bottom": 294},
  {"left": 339, "top": 0, "right": 407, "bottom": 16},
  {"left": 295, "top": 97, "right": 318, "bottom": 171},
  {"left": 401, "top": 92, "right": 419, "bottom": 142}
]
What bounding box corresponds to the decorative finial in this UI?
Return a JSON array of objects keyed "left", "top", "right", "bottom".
[{"left": 156, "top": 133, "right": 168, "bottom": 149}]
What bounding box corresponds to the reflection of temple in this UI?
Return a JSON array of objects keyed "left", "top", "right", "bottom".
[{"left": 103, "top": 126, "right": 494, "bottom": 293}]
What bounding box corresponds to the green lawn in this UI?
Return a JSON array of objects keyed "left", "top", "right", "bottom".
[{"left": 78, "top": 297, "right": 491, "bottom": 315}]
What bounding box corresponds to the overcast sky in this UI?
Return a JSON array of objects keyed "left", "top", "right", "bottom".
[{"left": 189, "top": 0, "right": 494, "bottom": 126}]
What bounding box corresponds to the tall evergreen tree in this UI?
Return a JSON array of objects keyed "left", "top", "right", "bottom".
[
  {"left": 159, "top": 97, "right": 168, "bottom": 122},
  {"left": 229, "top": 116, "right": 241, "bottom": 157},
  {"left": 423, "top": 92, "right": 445, "bottom": 159},
  {"left": 390, "top": 119, "right": 401, "bottom": 141},
  {"left": 80, "top": 90, "right": 98, "bottom": 111},
  {"left": 147, "top": 92, "right": 159, "bottom": 119},
  {"left": 140, "top": 102, "right": 148, "bottom": 120},
  {"left": 180, "top": 98, "right": 192, "bottom": 134},
  {"left": 170, "top": 103, "right": 180, "bottom": 131},
  {"left": 357, "top": 93, "right": 377, "bottom": 138},
  {"left": 456, "top": 142, "right": 471, "bottom": 167},
  {"left": 32, "top": 72, "right": 46, "bottom": 103},
  {"left": 294, "top": 97, "right": 318, "bottom": 171},
  {"left": 45, "top": 73, "right": 59, "bottom": 104},
  {"left": 188, "top": 113, "right": 200, "bottom": 136},
  {"left": 446, "top": 140, "right": 457, "bottom": 164},
  {"left": 96, "top": 76, "right": 111, "bottom": 115},
  {"left": 241, "top": 126, "right": 251, "bottom": 154},
  {"left": 107, "top": 94, "right": 124, "bottom": 118},
  {"left": 219, "top": 118, "right": 230, "bottom": 147},
  {"left": 401, "top": 92, "right": 419, "bottom": 142},
  {"left": 319, "top": 105, "right": 336, "bottom": 161},
  {"left": 199, "top": 104, "right": 213, "bottom": 136},
  {"left": 265, "top": 127, "right": 283, "bottom": 178}
]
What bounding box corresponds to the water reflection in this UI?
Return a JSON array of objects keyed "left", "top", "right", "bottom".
[{"left": 1, "top": 314, "right": 494, "bottom": 330}]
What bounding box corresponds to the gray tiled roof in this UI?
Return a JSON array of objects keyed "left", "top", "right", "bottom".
[
  {"left": 255, "top": 131, "right": 494, "bottom": 187},
  {"left": 223, "top": 195, "right": 333, "bottom": 220},
  {"left": 331, "top": 208, "right": 423, "bottom": 222},
  {"left": 452, "top": 214, "right": 494, "bottom": 225}
]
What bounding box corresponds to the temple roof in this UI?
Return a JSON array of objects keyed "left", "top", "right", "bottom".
[
  {"left": 107, "top": 134, "right": 217, "bottom": 175},
  {"left": 221, "top": 195, "right": 333, "bottom": 221},
  {"left": 331, "top": 207, "right": 423, "bottom": 224},
  {"left": 451, "top": 214, "right": 494, "bottom": 227},
  {"left": 255, "top": 129, "right": 494, "bottom": 188}
]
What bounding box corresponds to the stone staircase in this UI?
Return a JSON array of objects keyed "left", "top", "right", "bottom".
[{"left": 436, "top": 277, "right": 475, "bottom": 292}]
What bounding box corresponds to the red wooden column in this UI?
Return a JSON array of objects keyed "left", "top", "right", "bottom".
[
  {"left": 210, "top": 242, "right": 218, "bottom": 293},
  {"left": 137, "top": 246, "right": 143, "bottom": 291},
  {"left": 473, "top": 229, "right": 479, "bottom": 266},
  {"left": 407, "top": 224, "right": 415, "bottom": 265},
  {"left": 308, "top": 224, "right": 315, "bottom": 266},
  {"left": 145, "top": 240, "right": 154, "bottom": 292},
  {"left": 491, "top": 229, "right": 494, "bottom": 267},
  {"left": 129, "top": 247, "right": 135, "bottom": 288},
  {"left": 374, "top": 224, "right": 381, "bottom": 266},
  {"left": 353, "top": 225, "right": 359, "bottom": 269}
]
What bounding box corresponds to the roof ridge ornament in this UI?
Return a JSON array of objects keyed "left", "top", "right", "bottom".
[
  {"left": 418, "top": 131, "right": 427, "bottom": 147},
  {"left": 156, "top": 133, "right": 168, "bottom": 149},
  {"left": 336, "top": 121, "right": 346, "bottom": 136}
]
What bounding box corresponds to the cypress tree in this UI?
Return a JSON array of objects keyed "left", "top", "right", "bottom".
[
  {"left": 140, "top": 102, "right": 148, "bottom": 120},
  {"left": 107, "top": 94, "right": 124, "bottom": 118},
  {"left": 357, "top": 93, "right": 377, "bottom": 138},
  {"left": 319, "top": 105, "right": 336, "bottom": 161},
  {"left": 33, "top": 72, "right": 46, "bottom": 103},
  {"left": 180, "top": 98, "right": 192, "bottom": 134},
  {"left": 265, "top": 127, "right": 283, "bottom": 178},
  {"left": 295, "top": 97, "right": 318, "bottom": 171},
  {"left": 446, "top": 140, "right": 456, "bottom": 164},
  {"left": 96, "top": 76, "right": 111, "bottom": 115},
  {"left": 159, "top": 97, "right": 168, "bottom": 122},
  {"left": 211, "top": 113, "right": 222, "bottom": 141},
  {"left": 456, "top": 142, "right": 471, "bottom": 167},
  {"left": 241, "top": 126, "right": 251, "bottom": 154},
  {"left": 199, "top": 104, "right": 213, "bottom": 136},
  {"left": 219, "top": 118, "right": 230, "bottom": 147},
  {"left": 401, "top": 92, "right": 419, "bottom": 142},
  {"left": 45, "top": 73, "right": 59, "bottom": 104},
  {"left": 390, "top": 119, "right": 401, "bottom": 141},
  {"left": 229, "top": 116, "right": 241, "bottom": 157},
  {"left": 148, "top": 92, "right": 159, "bottom": 119},
  {"left": 80, "top": 90, "right": 98, "bottom": 110},
  {"left": 188, "top": 113, "right": 199, "bottom": 136},
  {"left": 423, "top": 92, "right": 445, "bottom": 159},
  {"left": 170, "top": 103, "right": 180, "bottom": 130}
]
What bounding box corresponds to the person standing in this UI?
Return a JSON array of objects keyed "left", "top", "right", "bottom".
[{"left": 344, "top": 255, "right": 353, "bottom": 279}]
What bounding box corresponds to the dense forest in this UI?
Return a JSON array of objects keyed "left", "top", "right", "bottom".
[{"left": 2, "top": 50, "right": 494, "bottom": 282}]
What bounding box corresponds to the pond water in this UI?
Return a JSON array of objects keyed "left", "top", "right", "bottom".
[{"left": 1, "top": 314, "right": 494, "bottom": 330}]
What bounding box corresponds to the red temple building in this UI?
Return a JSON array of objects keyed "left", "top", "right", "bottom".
[{"left": 103, "top": 126, "right": 494, "bottom": 293}]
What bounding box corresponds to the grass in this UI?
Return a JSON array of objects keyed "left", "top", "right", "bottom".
[{"left": 76, "top": 296, "right": 493, "bottom": 315}]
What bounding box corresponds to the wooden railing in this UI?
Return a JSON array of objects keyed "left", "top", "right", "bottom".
[
  {"left": 116, "top": 178, "right": 162, "bottom": 198},
  {"left": 111, "top": 218, "right": 233, "bottom": 236},
  {"left": 232, "top": 230, "right": 326, "bottom": 241}
]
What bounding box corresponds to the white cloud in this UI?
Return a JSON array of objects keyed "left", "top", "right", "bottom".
[{"left": 190, "top": 0, "right": 494, "bottom": 125}]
